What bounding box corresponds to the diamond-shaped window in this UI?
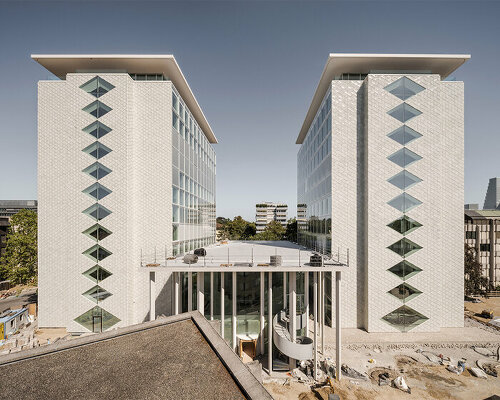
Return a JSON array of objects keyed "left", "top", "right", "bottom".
[
  {"left": 388, "top": 148, "right": 422, "bottom": 168},
  {"left": 388, "top": 237, "right": 422, "bottom": 257},
  {"left": 83, "top": 285, "right": 112, "bottom": 303},
  {"left": 382, "top": 305, "right": 428, "bottom": 332},
  {"left": 80, "top": 76, "right": 115, "bottom": 98},
  {"left": 387, "top": 103, "right": 422, "bottom": 123},
  {"left": 82, "top": 121, "right": 112, "bottom": 139},
  {"left": 388, "top": 215, "right": 422, "bottom": 235},
  {"left": 82, "top": 162, "right": 112, "bottom": 180},
  {"left": 83, "top": 265, "right": 112, "bottom": 283},
  {"left": 83, "top": 244, "right": 112, "bottom": 262},
  {"left": 388, "top": 260, "right": 422, "bottom": 280},
  {"left": 384, "top": 77, "right": 425, "bottom": 101},
  {"left": 83, "top": 224, "right": 112, "bottom": 242},
  {"left": 388, "top": 193, "right": 422, "bottom": 213},
  {"left": 387, "top": 125, "right": 422, "bottom": 146},
  {"left": 83, "top": 142, "right": 112, "bottom": 160},
  {"left": 83, "top": 204, "right": 112, "bottom": 221},
  {"left": 83, "top": 100, "right": 112, "bottom": 118},
  {"left": 388, "top": 170, "right": 422, "bottom": 190},
  {"left": 74, "top": 306, "right": 120, "bottom": 332},
  {"left": 388, "top": 282, "right": 422, "bottom": 301},
  {"left": 82, "top": 182, "right": 112, "bottom": 201}
]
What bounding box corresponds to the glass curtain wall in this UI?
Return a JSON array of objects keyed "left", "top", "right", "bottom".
[
  {"left": 171, "top": 87, "right": 216, "bottom": 256},
  {"left": 297, "top": 90, "right": 333, "bottom": 255}
]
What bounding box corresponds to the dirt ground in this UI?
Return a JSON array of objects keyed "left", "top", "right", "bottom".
[{"left": 465, "top": 296, "right": 500, "bottom": 324}]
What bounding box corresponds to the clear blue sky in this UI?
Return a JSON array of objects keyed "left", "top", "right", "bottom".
[{"left": 0, "top": 1, "right": 498, "bottom": 220}]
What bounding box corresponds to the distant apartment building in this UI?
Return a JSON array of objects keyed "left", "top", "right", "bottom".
[
  {"left": 296, "top": 53, "right": 469, "bottom": 332},
  {"left": 465, "top": 203, "right": 479, "bottom": 210},
  {"left": 483, "top": 177, "right": 500, "bottom": 210},
  {"left": 465, "top": 209, "right": 500, "bottom": 288},
  {"left": 255, "top": 202, "right": 288, "bottom": 232},
  {"left": 0, "top": 200, "right": 37, "bottom": 257},
  {"left": 33, "top": 55, "right": 216, "bottom": 333}
]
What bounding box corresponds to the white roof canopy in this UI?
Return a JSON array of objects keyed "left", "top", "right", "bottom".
[
  {"left": 31, "top": 54, "right": 217, "bottom": 143},
  {"left": 296, "top": 53, "right": 471, "bottom": 144}
]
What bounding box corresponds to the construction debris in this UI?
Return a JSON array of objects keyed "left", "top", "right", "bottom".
[
  {"left": 392, "top": 376, "right": 411, "bottom": 394},
  {"left": 341, "top": 364, "right": 368, "bottom": 381},
  {"left": 470, "top": 367, "right": 488, "bottom": 379}
]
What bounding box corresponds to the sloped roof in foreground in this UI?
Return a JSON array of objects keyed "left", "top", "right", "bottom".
[{"left": 0, "top": 311, "right": 271, "bottom": 400}]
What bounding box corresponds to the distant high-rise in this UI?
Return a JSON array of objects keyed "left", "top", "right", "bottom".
[
  {"left": 465, "top": 203, "right": 479, "bottom": 210},
  {"left": 483, "top": 178, "right": 500, "bottom": 210},
  {"left": 255, "top": 202, "right": 288, "bottom": 232}
]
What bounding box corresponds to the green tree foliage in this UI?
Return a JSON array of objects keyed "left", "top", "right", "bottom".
[
  {"left": 285, "top": 218, "right": 297, "bottom": 242},
  {"left": 252, "top": 221, "right": 286, "bottom": 241},
  {"left": 464, "top": 244, "right": 488, "bottom": 295},
  {"left": 0, "top": 210, "right": 38, "bottom": 284}
]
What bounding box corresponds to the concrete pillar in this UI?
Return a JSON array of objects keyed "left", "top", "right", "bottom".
[
  {"left": 188, "top": 272, "right": 192, "bottom": 312},
  {"left": 335, "top": 271, "right": 342, "bottom": 381},
  {"left": 197, "top": 272, "right": 204, "bottom": 314},
  {"left": 289, "top": 271, "right": 297, "bottom": 369},
  {"left": 305, "top": 272, "right": 309, "bottom": 337},
  {"left": 149, "top": 271, "right": 156, "bottom": 321},
  {"left": 210, "top": 272, "right": 214, "bottom": 321},
  {"left": 330, "top": 271, "right": 334, "bottom": 327},
  {"left": 283, "top": 272, "right": 287, "bottom": 310},
  {"left": 174, "top": 272, "right": 179, "bottom": 315},
  {"left": 321, "top": 271, "right": 324, "bottom": 355},
  {"left": 260, "top": 271, "right": 265, "bottom": 355},
  {"left": 490, "top": 220, "right": 495, "bottom": 287},
  {"left": 268, "top": 272, "right": 273, "bottom": 375},
  {"left": 221, "top": 272, "right": 225, "bottom": 339},
  {"left": 313, "top": 271, "right": 318, "bottom": 380},
  {"left": 232, "top": 271, "right": 237, "bottom": 352}
]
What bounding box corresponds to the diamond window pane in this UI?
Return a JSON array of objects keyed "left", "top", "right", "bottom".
[
  {"left": 82, "top": 224, "right": 112, "bottom": 241},
  {"left": 384, "top": 77, "right": 425, "bottom": 101},
  {"left": 388, "top": 148, "right": 422, "bottom": 168},
  {"left": 83, "top": 265, "right": 112, "bottom": 283},
  {"left": 387, "top": 103, "right": 422, "bottom": 123},
  {"left": 387, "top": 193, "right": 422, "bottom": 212},
  {"left": 82, "top": 182, "right": 112, "bottom": 200},
  {"left": 83, "top": 244, "right": 112, "bottom": 262},
  {"left": 388, "top": 260, "right": 422, "bottom": 280},
  {"left": 388, "top": 283, "right": 422, "bottom": 301},
  {"left": 83, "top": 142, "right": 112, "bottom": 160},
  {"left": 82, "top": 100, "right": 112, "bottom": 118},
  {"left": 74, "top": 306, "right": 120, "bottom": 332},
  {"left": 83, "top": 285, "right": 112, "bottom": 303},
  {"left": 388, "top": 237, "right": 422, "bottom": 257},
  {"left": 387, "top": 125, "right": 422, "bottom": 145},
  {"left": 82, "top": 121, "right": 112, "bottom": 139},
  {"left": 80, "top": 76, "right": 115, "bottom": 98},
  {"left": 83, "top": 204, "right": 112, "bottom": 221},
  {"left": 388, "top": 170, "right": 422, "bottom": 190},
  {"left": 387, "top": 215, "right": 422, "bottom": 235},
  {"left": 381, "top": 305, "right": 428, "bottom": 332},
  {"left": 82, "top": 162, "right": 112, "bottom": 180}
]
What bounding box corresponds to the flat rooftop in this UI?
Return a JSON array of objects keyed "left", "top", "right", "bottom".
[
  {"left": 31, "top": 54, "right": 217, "bottom": 144},
  {"left": 146, "top": 240, "right": 348, "bottom": 272},
  {"left": 296, "top": 53, "right": 471, "bottom": 144},
  {"left": 0, "top": 312, "right": 271, "bottom": 400}
]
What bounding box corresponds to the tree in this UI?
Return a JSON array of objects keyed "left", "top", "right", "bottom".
[
  {"left": 252, "top": 220, "right": 286, "bottom": 241},
  {"left": 464, "top": 244, "right": 488, "bottom": 295},
  {"left": 0, "top": 210, "right": 38, "bottom": 285},
  {"left": 285, "top": 218, "right": 297, "bottom": 242}
]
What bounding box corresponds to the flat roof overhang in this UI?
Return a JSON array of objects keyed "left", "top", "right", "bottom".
[
  {"left": 31, "top": 54, "right": 217, "bottom": 144},
  {"left": 296, "top": 53, "right": 471, "bottom": 144}
]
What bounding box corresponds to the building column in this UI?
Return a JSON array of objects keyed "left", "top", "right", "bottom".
[
  {"left": 188, "top": 272, "right": 192, "bottom": 312},
  {"left": 283, "top": 272, "right": 287, "bottom": 310},
  {"left": 313, "top": 271, "right": 318, "bottom": 380},
  {"left": 260, "top": 271, "right": 265, "bottom": 355},
  {"left": 335, "top": 271, "right": 342, "bottom": 381},
  {"left": 305, "top": 272, "right": 309, "bottom": 337},
  {"left": 330, "top": 271, "right": 334, "bottom": 327},
  {"left": 210, "top": 272, "right": 214, "bottom": 321},
  {"left": 268, "top": 272, "right": 273, "bottom": 375},
  {"left": 232, "top": 271, "right": 237, "bottom": 352},
  {"left": 149, "top": 271, "right": 156, "bottom": 321},
  {"left": 221, "top": 272, "right": 225, "bottom": 339},
  {"left": 289, "top": 271, "right": 297, "bottom": 369},
  {"left": 174, "top": 272, "right": 179, "bottom": 315},
  {"left": 321, "top": 271, "right": 324, "bottom": 355},
  {"left": 197, "top": 272, "right": 204, "bottom": 314},
  {"left": 490, "top": 220, "right": 496, "bottom": 287}
]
